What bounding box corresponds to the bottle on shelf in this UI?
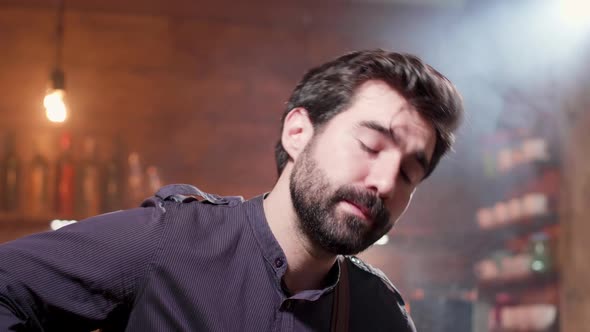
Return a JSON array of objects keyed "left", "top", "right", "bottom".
[
  {"left": 76, "top": 136, "right": 101, "bottom": 218},
  {"left": 490, "top": 303, "right": 557, "bottom": 331},
  {"left": 477, "top": 109, "right": 562, "bottom": 332},
  {"left": 101, "top": 137, "right": 126, "bottom": 213},
  {"left": 522, "top": 193, "right": 549, "bottom": 219},
  {"left": 0, "top": 132, "right": 21, "bottom": 213},
  {"left": 476, "top": 191, "right": 552, "bottom": 230},
  {"left": 521, "top": 137, "right": 549, "bottom": 164},
  {"left": 28, "top": 139, "right": 51, "bottom": 217},
  {"left": 529, "top": 232, "right": 553, "bottom": 275},
  {"left": 475, "top": 249, "right": 533, "bottom": 283},
  {"left": 146, "top": 166, "right": 162, "bottom": 194},
  {"left": 127, "top": 152, "right": 144, "bottom": 207},
  {"left": 55, "top": 132, "right": 76, "bottom": 218},
  {"left": 496, "top": 146, "right": 512, "bottom": 174}
]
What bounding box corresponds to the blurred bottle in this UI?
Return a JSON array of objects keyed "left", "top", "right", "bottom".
[
  {"left": 521, "top": 137, "right": 549, "bottom": 164},
  {"left": 476, "top": 207, "right": 495, "bottom": 229},
  {"left": 29, "top": 139, "right": 50, "bottom": 216},
  {"left": 127, "top": 152, "right": 144, "bottom": 206},
  {"left": 146, "top": 166, "right": 162, "bottom": 194},
  {"left": 522, "top": 193, "right": 549, "bottom": 218},
  {"left": 55, "top": 132, "right": 76, "bottom": 218},
  {"left": 492, "top": 250, "right": 510, "bottom": 280},
  {"left": 0, "top": 132, "right": 20, "bottom": 212},
  {"left": 500, "top": 253, "right": 533, "bottom": 280},
  {"left": 497, "top": 304, "right": 557, "bottom": 331},
  {"left": 76, "top": 136, "right": 101, "bottom": 217},
  {"left": 474, "top": 258, "right": 500, "bottom": 281},
  {"left": 101, "top": 137, "right": 126, "bottom": 213},
  {"left": 529, "top": 232, "right": 552, "bottom": 275}
]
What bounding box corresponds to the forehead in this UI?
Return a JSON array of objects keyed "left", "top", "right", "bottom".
[{"left": 331, "top": 80, "right": 436, "bottom": 157}]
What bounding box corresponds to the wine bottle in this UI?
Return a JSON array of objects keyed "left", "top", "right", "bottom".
[
  {"left": 127, "top": 152, "right": 144, "bottom": 206},
  {"left": 76, "top": 136, "right": 101, "bottom": 217},
  {"left": 0, "top": 132, "right": 20, "bottom": 212},
  {"left": 29, "top": 139, "right": 50, "bottom": 216},
  {"left": 101, "top": 137, "right": 126, "bottom": 213},
  {"left": 529, "top": 232, "right": 552, "bottom": 275},
  {"left": 55, "top": 132, "right": 75, "bottom": 218},
  {"left": 146, "top": 166, "right": 162, "bottom": 194}
]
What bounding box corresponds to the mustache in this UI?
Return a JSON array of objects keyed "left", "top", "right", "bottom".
[{"left": 331, "top": 186, "right": 390, "bottom": 225}]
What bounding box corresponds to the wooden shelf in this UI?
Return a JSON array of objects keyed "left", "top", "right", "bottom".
[
  {"left": 480, "top": 212, "right": 558, "bottom": 235},
  {"left": 478, "top": 271, "right": 559, "bottom": 303},
  {"left": 474, "top": 213, "right": 559, "bottom": 255}
]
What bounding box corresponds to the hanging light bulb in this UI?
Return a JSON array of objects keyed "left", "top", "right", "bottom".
[
  {"left": 44, "top": 68, "right": 67, "bottom": 123},
  {"left": 44, "top": 0, "right": 68, "bottom": 124},
  {"left": 44, "top": 90, "right": 67, "bottom": 122}
]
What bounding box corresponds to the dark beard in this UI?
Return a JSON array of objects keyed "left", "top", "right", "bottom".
[{"left": 289, "top": 145, "right": 392, "bottom": 255}]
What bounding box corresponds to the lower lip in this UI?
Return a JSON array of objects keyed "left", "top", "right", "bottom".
[{"left": 341, "top": 201, "right": 371, "bottom": 222}]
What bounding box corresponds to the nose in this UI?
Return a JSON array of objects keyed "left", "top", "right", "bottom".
[{"left": 364, "top": 153, "right": 401, "bottom": 199}]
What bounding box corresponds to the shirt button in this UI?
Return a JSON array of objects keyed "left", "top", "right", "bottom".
[
  {"left": 284, "top": 301, "right": 292, "bottom": 311},
  {"left": 275, "top": 258, "right": 284, "bottom": 268}
]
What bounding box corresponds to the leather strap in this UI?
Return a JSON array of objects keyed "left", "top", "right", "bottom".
[{"left": 331, "top": 255, "right": 350, "bottom": 332}]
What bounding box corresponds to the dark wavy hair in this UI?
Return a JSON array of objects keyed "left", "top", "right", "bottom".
[{"left": 274, "top": 49, "right": 464, "bottom": 178}]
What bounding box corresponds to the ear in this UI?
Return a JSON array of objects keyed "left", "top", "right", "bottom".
[{"left": 281, "top": 107, "right": 314, "bottom": 162}]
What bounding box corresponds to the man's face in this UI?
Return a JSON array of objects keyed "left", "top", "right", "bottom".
[{"left": 289, "top": 80, "right": 436, "bottom": 255}]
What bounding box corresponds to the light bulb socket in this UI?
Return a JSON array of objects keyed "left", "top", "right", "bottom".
[{"left": 51, "top": 68, "right": 65, "bottom": 90}]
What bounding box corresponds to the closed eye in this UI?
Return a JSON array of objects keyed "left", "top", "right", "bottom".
[
  {"left": 358, "top": 139, "right": 414, "bottom": 184},
  {"left": 358, "top": 140, "right": 378, "bottom": 155}
]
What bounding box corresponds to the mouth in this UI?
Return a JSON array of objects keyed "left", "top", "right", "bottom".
[{"left": 341, "top": 200, "right": 373, "bottom": 222}]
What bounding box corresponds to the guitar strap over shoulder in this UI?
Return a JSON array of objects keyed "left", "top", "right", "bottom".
[{"left": 331, "top": 255, "right": 350, "bottom": 332}]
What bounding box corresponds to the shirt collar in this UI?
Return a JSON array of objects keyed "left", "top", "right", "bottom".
[{"left": 242, "top": 194, "right": 341, "bottom": 301}]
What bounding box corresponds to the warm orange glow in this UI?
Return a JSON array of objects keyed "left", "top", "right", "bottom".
[{"left": 44, "top": 89, "right": 67, "bottom": 123}]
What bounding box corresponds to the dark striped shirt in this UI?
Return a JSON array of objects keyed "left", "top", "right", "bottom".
[{"left": 0, "top": 185, "right": 415, "bottom": 331}]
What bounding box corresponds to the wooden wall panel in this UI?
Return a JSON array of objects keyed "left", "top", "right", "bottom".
[
  {"left": 560, "top": 91, "right": 590, "bottom": 331},
  {"left": 0, "top": 7, "right": 54, "bottom": 65},
  {"left": 0, "top": 1, "right": 473, "bottom": 292},
  {"left": 0, "top": 5, "right": 462, "bottom": 219}
]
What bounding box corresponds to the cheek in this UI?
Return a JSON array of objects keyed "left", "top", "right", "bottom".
[{"left": 313, "top": 138, "right": 368, "bottom": 183}]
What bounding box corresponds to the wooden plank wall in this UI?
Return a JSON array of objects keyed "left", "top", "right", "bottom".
[
  {"left": 0, "top": 1, "right": 469, "bottom": 292},
  {"left": 0, "top": 2, "right": 455, "bottom": 196},
  {"left": 559, "top": 75, "right": 590, "bottom": 332}
]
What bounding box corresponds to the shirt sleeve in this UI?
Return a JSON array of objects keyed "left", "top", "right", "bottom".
[{"left": 0, "top": 205, "right": 166, "bottom": 331}]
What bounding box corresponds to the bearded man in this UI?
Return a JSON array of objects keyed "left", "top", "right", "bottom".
[{"left": 0, "top": 49, "right": 463, "bottom": 331}]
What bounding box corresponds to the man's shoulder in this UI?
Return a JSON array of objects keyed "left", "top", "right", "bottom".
[
  {"left": 344, "top": 255, "right": 416, "bottom": 331},
  {"left": 141, "top": 184, "right": 245, "bottom": 210},
  {"left": 345, "top": 255, "right": 406, "bottom": 305}
]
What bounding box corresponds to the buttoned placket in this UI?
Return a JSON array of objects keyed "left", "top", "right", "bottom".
[
  {"left": 271, "top": 253, "right": 293, "bottom": 332},
  {"left": 243, "top": 196, "right": 344, "bottom": 331}
]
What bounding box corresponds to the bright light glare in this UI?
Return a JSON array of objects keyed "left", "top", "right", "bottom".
[
  {"left": 531, "top": 260, "right": 545, "bottom": 271},
  {"left": 50, "top": 219, "right": 77, "bottom": 230},
  {"left": 43, "top": 89, "right": 68, "bottom": 123},
  {"left": 560, "top": 0, "right": 590, "bottom": 27},
  {"left": 375, "top": 235, "right": 389, "bottom": 246}
]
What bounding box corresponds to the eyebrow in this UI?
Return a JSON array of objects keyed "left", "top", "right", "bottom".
[{"left": 358, "top": 120, "right": 431, "bottom": 177}]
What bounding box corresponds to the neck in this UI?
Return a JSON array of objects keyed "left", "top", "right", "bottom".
[{"left": 263, "top": 166, "right": 337, "bottom": 294}]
